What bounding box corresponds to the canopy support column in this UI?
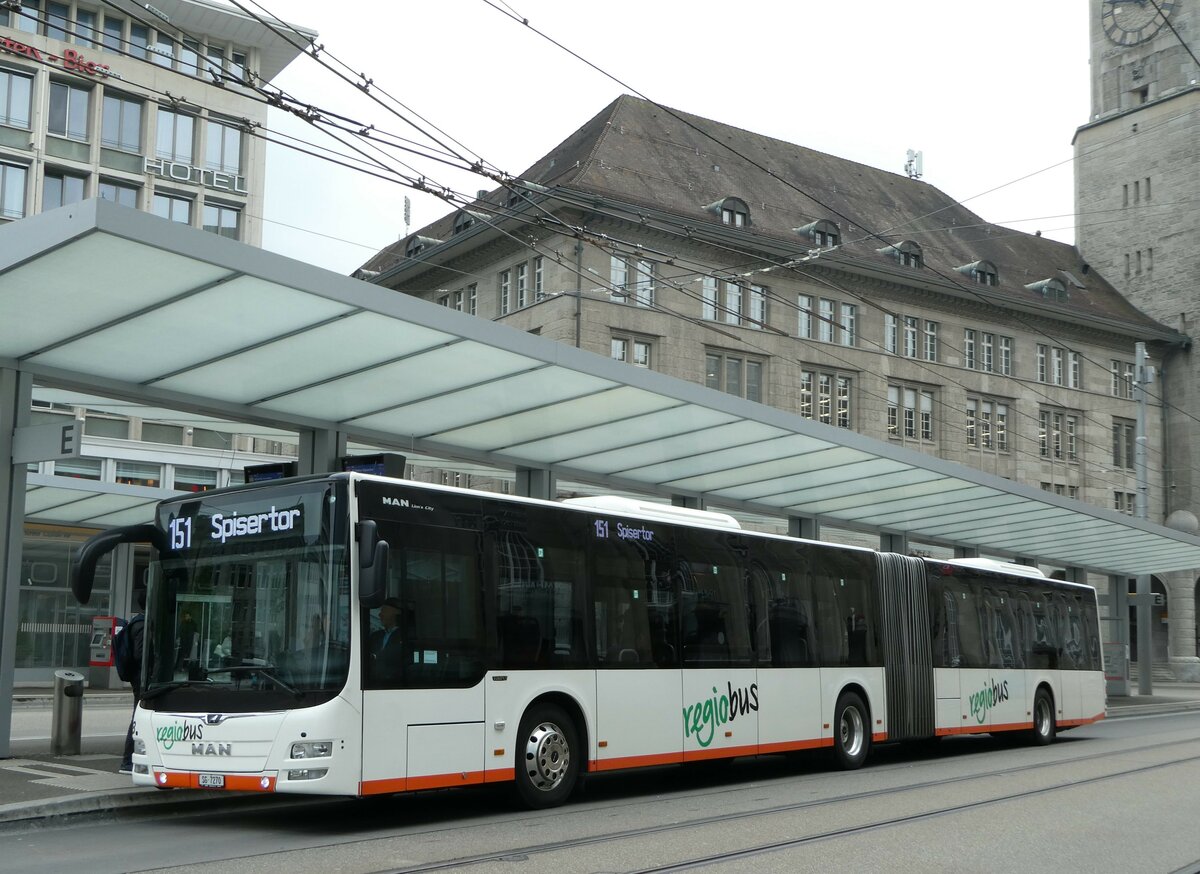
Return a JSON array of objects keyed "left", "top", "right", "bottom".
[
  {"left": 789, "top": 515, "right": 820, "bottom": 540},
  {"left": 0, "top": 368, "right": 32, "bottom": 758},
  {"left": 298, "top": 428, "right": 346, "bottom": 476},
  {"left": 516, "top": 467, "right": 556, "bottom": 501}
]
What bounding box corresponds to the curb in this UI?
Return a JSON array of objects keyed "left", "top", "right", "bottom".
[{"left": 0, "top": 785, "right": 313, "bottom": 827}]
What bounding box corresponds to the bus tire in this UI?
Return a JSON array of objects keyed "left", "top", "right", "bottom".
[
  {"left": 514, "top": 703, "right": 580, "bottom": 809},
  {"left": 1030, "top": 688, "right": 1056, "bottom": 746},
  {"left": 832, "top": 691, "right": 870, "bottom": 770}
]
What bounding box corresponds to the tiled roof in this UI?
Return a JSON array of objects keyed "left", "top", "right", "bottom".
[{"left": 367, "top": 95, "right": 1169, "bottom": 334}]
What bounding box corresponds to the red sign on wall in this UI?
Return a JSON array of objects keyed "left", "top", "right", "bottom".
[{"left": 1, "top": 37, "right": 117, "bottom": 79}]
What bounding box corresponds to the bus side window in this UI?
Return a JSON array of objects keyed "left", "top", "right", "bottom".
[
  {"left": 675, "top": 530, "right": 752, "bottom": 667},
  {"left": 758, "top": 540, "right": 814, "bottom": 668}
]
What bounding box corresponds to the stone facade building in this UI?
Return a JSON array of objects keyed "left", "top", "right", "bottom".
[
  {"left": 361, "top": 94, "right": 1187, "bottom": 666},
  {"left": 1075, "top": 0, "right": 1200, "bottom": 677}
]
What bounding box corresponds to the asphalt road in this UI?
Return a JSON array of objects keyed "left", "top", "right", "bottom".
[{"left": 3, "top": 711, "right": 1199, "bottom": 874}]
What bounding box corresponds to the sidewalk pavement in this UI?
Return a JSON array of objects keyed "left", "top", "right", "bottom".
[{"left": 3, "top": 681, "right": 1200, "bottom": 828}]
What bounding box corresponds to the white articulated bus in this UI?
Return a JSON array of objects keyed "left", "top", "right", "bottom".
[{"left": 71, "top": 473, "right": 1106, "bottom": 808}]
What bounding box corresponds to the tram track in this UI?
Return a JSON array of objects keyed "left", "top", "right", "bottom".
[{"left": 372, "top": 734, "right": 1200, "bottom": 874}]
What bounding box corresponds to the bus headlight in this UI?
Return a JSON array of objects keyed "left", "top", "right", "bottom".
[{"left": 290, "top": 741, "right": 332, "bottom": 759}]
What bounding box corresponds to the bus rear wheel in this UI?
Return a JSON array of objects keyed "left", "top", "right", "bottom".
[
  {"left": 1029, "top": 688, "right": 1056, "bottom": 746},
  {"left": 514, "top": 703, "right": 580, "bottom": 809},
  {"left": 832, "top": 691, "right": 870, "bottom": 769}
]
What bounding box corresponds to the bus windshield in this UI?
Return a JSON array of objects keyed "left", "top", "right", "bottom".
[{"left": 142, "top": 479, "right": 350, "bottom": 710}]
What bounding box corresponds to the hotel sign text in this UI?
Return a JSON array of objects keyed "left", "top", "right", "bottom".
[{"left": 144, "top": 158, "right": 248, "bottom": 195}]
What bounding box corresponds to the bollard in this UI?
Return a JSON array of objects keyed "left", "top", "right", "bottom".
[{"left": 51, "top": 669, "right": 85, "bottom": 756}]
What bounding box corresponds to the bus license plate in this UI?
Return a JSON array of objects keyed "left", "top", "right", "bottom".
[{"left": 198, "top": 774, "right": 224, "bottom": 788}]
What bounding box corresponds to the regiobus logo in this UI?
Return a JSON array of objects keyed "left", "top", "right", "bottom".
[{"left": 683, "top": 681, "right": 760, "bottom": 747}]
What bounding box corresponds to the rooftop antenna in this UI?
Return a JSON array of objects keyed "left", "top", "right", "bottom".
[{"left": 905, "top": 149, "right": 923, "bottom": 180}]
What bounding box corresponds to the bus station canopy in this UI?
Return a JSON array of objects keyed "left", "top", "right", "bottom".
[{"left": 3, "top": 199, "right": 1200, "bottom": 578}]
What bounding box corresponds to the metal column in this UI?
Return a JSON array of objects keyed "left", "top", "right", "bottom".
[{"left": 0, "top": 368, "right": 32, "bottom": 758}]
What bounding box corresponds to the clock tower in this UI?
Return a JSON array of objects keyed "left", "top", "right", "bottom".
[{"left": 1076, "top": 0, "right": 1200, "bottom": 676}]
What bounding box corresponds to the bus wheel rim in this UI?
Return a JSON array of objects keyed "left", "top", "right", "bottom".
[
  {"left": 525, "top": 721, "right": 569, "bottom": 791},
  {"left": 841, "top": 707, "right": 864, "bottom": 757}
]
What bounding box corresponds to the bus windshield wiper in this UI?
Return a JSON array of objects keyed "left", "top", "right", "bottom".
[
  {"left": 140, "top": 678, "right": 212, "bottom": 701},
  {"left": 205, "top": 664, "right": 305, "bottom": 699}
]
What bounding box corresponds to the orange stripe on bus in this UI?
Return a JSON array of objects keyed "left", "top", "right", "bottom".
[
  {"left": 360, "top": 770, "right": 489, "bottom": 795},
  {"left": 589, "top": 751, "right": 684, "bottom": 772},
  {"left": 757, "top": 738, "right": 831, "bottom": 755},
  {"left": 682, "top": 743, "right": 758, "bottom": 763}
]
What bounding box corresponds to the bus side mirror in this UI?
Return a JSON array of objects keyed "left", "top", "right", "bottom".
[
  {"left": 357, "top": 520, "right": 389, "bottom": 608},
  {"left": 71, "top": 523, "right": 162, "bottom": 605}
]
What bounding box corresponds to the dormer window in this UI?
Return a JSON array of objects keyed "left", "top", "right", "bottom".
[
  {"left": 453, "top": 211, "right": 476, "bottom": 235},
  {"left": 706, "top": 196, "right": 750, "bottom": 228},
  {"left": 878, "top": 240, "right": 923, "bottom": 268},
  {"left": 795, "top": 219, "right": 840, "bottom": 248},
  {"left": 1026, "top": 277, "right": 1068, "bottom": 303},
  {"left": 957, "top": 260, "right": 999, "bottom": 286},
  {"left": 404, "top": 235, "right": 441, "bottom": 259}
]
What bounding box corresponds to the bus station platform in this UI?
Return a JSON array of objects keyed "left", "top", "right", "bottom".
[{"left": 2, "top": 682, "right": 1200, "bottom": 827}]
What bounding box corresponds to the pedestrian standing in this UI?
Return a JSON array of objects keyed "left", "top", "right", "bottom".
[{"left": 119, "top": 588, "right": 146, "bottom": 775}]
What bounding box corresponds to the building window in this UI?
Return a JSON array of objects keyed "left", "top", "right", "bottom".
[
  {"left": 963, "top": 329, "right": 976, "bottom": 370},
  {"left": 205, "top": 119, "right": 242, "bottom": 175},
  {"left": 99, "top": 179, "right": 138, "bottom": 208},
  {"left": 499, "top": 269, "right": 510, "bottom": 315},
  {"left": 885, "top": 313, "right": 897, "bottom": 354},
  {"left": 129, "top": 22, "right": 149, "bottom": 59},
  {"left": 1111, "top": 360, "right": 1135, "bottom": 398},
  {"left": 156, "top": 108, "right": 194, "bottom": 164},
  {"left": 115, "top": 460, "right": 161, "bottom": 487},
  {"left": 800, "top": 369, "right": 853, "bottom": 428},
  {"left": 202, "top": 203, "right": 240, "bottom": 239},
  {"left": 12, "top": 0, "right": 38, "bottom": 34},
  {"left": 101, "top": 94, "right": 142, "bottom": 152},
  {"left": 705, "top": 278, "right": 720, "bottom": 322},
  {"left": 966, "top": 397, "right": 1009, "bottom": 452},
  {"left": 1036, "top": 344, "right": 1077, "bottom": 387},
  {"left": 534, "top": 256, "right": 544, "bottom": 300},
  {"left": 818, "top": 299, "right": 834, "bottom": 343},
  {"left": 45, "top": 1, "right": 69, "bottom": 40},
  {"left": 42, "top": 170, "right": 86, "bottom": 209},
  {"left": 74, "top": 7, "right": 96, "bottom": 47},
  {"left": 999, "top": 336, "right": 1012, "bottom": 375},
  {"left": 48, "top": 82, "right": 90, "bottom": 141},
  {"left": 452, "top": 290, "right": 463, "bottom": 312},
  {"left": 1114, "top": 492, "right": 1137, "bottom": 515},
  {"left": 610, "top": 256, "right": 654, "bottom": 307},
  {"left": 975, "top": 333, "right": 991, "bottom": 373},
  {"left": 0, "top": 69, "right": 33, "bottom": 129},
  {"left": 612, "top": 335, "right": 652, "bottom": 369},
  {"left": 1112, "top": 418, "right": 1135, "bottom": 470},
  {"left": 1040, "top": 409, "right": 1079, "bottom": 461},
  {"left": 0, "top": 162, "right": 27, "bottom": 219},
  {"left": 706, "top": 351, "right": 764, "bottom": 403},
  {"left": 516, "top": 262, "right": 527, "bottom": 309},
  {"left": 102, "top": 15, "right": 124, "bottom": 53},
  {"left": 174, "top": 466, "right": 217, "bottom": 492},
  {"left": 152, "top": 192, "right": 191, "bottom": 224},
  {"left": 1027, "top": 277, "right": 1068, "bottom": 303},
  {"left": 839, "top": 303, "right": 856, "bottom": 347},
  {"left": 904, "top": 316, "right": 918, "bottom": 358},
  {"left": 703, "top": 278, "right": 755, "bottom": 325},
  {"left": 467, "top": 283, "right": 477, "bottom": 316},
  {"left": 924, "top": 320, "right": 938, "bottom": 362},
  {"left": 748, "top": 284, "right": 766, "bottom": 329},
  {"left": 437, "top": 294, "right": 448, "bottom": 307},
  {"left": 888, "top": 384, "right": 934, "bottom": 442}
]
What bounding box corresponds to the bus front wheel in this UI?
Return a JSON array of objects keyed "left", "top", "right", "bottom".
[
  {"left": 1030, "top": 688, "right": 1056, "bottom": 746},
  {"left": 832, "top": 691, "right": 870, "bottom": 769},
  {"left": 514, "top": 703, "right": 580, "bottom": 809}
]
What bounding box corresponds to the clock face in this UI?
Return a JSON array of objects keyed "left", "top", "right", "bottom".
[{"left": 1102, "top": 0, "right": 1177, "bottom": 47}]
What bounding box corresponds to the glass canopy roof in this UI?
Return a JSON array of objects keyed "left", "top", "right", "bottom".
[{"left": 4, "top": 199, "right": 1200, "bottom": 576}]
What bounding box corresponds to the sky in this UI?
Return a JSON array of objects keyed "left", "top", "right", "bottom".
[{"left": 256, "top": 1, "right": 1091, "bottom": 275}]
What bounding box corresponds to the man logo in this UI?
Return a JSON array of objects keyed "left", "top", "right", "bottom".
[
  {"left": 382, "top": 497, "right": 410, "bottom": 508},
  {"left": 192, "top": 743, "right": 232, "bottom": 756}
]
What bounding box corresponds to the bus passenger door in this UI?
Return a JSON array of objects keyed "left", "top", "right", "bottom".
[{"left": 360, "top": 518, "right": 487, "bottom": 794}]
